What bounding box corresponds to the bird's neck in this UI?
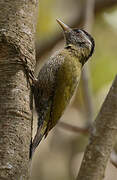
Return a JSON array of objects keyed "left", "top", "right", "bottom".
[{"left": 65, "top": 44, "right": 89, "bottom": 66}]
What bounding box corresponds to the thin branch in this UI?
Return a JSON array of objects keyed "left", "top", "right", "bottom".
[
  {"left": 81, "top": 0, "right": 95, "bottom": 125},
  {"left": 110, "top": 150, "right": 117, "bottom": 168},
  {"left": 110, "top": 140, "right": 117, "bottom": 168},
  {"left": 36, "top": 0, "right": 117, "bottom": 61},
  {"left": 58, "top": 122, "right": 89, "bottom": 135},
  {"left": 36, "top": 9, "right": 84, "bottom": 60},
  {"left": 59, "top": 122, "right": 117, "bottom": 170},
  {"left": 76, "top": 75, "right": 117, "bottom": 180}
]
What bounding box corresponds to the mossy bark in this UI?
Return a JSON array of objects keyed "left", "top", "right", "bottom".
[{"left": 0, "top": 0, "right": 38, "bottom": 179}]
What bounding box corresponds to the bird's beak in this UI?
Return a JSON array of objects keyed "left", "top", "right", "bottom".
[{"left": 56, "top": 19, "right": 71, "bottom": 33}]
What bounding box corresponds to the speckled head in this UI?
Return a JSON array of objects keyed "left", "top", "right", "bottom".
[
  {"left": 72, "top": 29, "right": 95, "bottom": 59},
  {"left": 56, "top": 19, "right": 95, "bottom": 63}
]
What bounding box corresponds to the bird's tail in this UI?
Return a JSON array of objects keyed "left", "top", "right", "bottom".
[{"left": 29, "top": 125, "right": 44, "bottom": 159}]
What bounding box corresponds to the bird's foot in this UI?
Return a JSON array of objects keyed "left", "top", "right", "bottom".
[{"left": 16, "top": 57, "right": 37, "bottom": 86}]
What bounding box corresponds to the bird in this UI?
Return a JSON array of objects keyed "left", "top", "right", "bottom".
[{"left": 30, "top": 19, "right": 95, "bottom": 158}]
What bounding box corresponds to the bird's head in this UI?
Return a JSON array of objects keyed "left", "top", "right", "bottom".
[{"left": 56, "top": 19, "right": 95, "bottom": 65}]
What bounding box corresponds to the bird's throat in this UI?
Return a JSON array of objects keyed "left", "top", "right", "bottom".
[{"left": 65, "top": 44, "right": 89, "bottom": 66}]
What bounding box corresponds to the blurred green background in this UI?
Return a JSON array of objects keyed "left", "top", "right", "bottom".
[{"left": 30, "top": 0, "right": 117, "bottom": 179}]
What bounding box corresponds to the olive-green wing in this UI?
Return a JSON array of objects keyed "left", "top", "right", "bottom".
[{"left": 45, "top": 56, "right": 82, "bottom": 135}]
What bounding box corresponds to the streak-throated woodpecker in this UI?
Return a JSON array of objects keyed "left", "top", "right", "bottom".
[{"left": 30, "top": 19, "right": 95, "bottom": 158}]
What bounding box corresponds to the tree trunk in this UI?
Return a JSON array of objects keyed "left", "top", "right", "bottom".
[
  {"left": 0, "top": 0, "right": 38, "bottom": 179},
  {"left": 76, "top": 75, "right": 117, "bottom": 180}
]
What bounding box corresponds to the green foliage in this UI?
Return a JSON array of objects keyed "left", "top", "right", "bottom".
[
  {"left": 91, "top": 14, "right": 117, "bottom": 93},
  {"left": 36, "top": 0, "right": 57, "bottom": 39},
  {"left": 37, "top": 1, "right": 117, "bottom": 94}
]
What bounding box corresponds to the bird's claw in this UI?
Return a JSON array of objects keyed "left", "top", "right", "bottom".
[{"left": 16, "top": 57, "right": 37, "bottom": 86}]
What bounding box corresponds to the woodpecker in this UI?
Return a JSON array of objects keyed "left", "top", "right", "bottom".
[{"left": 30, "top": 19, "right": 95, "bottom": 158}]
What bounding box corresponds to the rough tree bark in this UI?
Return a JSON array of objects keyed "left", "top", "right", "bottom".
[
  {"left": 76, "top": 75, "right": 117, "bottom": 180},
  {"left": 0, "top": 0, "right": 38, "bottom": 179}
]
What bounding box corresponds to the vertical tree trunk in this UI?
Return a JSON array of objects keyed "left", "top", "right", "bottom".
[{"left": 0, "top": 0, "right": 38, "bottom": 179}]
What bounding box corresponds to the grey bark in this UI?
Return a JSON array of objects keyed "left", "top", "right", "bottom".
[
  {"left": 76, "top": 75, "right": 117, "bottom": 180},
  {"left": 0, "top": 0, "right": 38, "bottom": 179}
]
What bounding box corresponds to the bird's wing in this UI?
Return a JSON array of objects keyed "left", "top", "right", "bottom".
[
  {"left": 45, "top": 55, "right": 82, "bottom": 136},
  {"left": 31, "top": 63, "right": 55, "bottom": 158},
  {"left": 31, "top": 54, "right": 81, "bottom": 157},
  {"left": 34, "top": 65, "right": 56, "bottom": 129}
]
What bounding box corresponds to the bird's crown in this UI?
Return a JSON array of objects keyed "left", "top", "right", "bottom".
[{"left": 56, "top": 19, "right": 95, "bottom": 64}]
